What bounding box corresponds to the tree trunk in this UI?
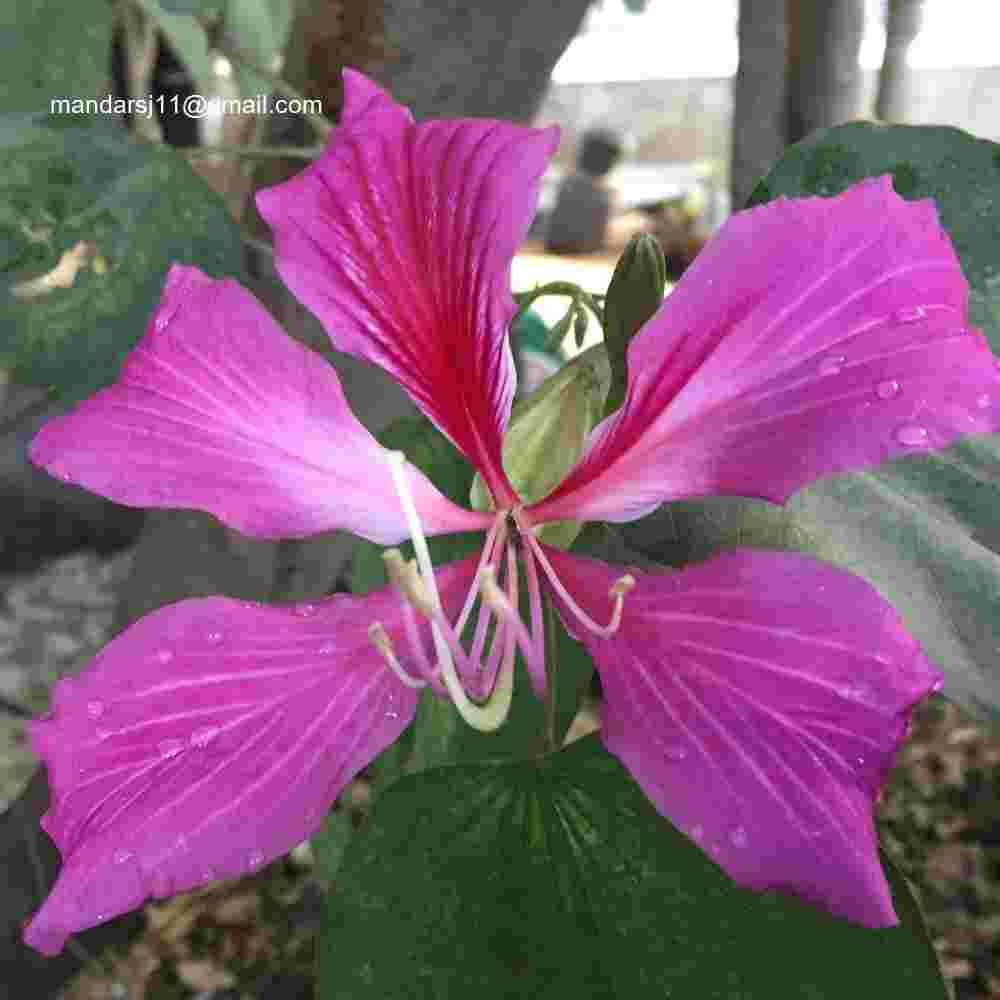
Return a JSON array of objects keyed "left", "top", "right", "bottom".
[
  {"left": 377, "top": 0, "right": 592, "bottom": 121},
  {"left": 786, "top": 0, "right": 867, "bottom": 142},
  {"left": 875, "top": 0, "right": 924, "bottom": 121},
  {"left": 730, "top": 0, "right": 788, "bottom": 210}
]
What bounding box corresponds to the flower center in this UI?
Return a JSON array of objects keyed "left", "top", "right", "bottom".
[{"left": 372, "top": 450, "right": 633, "bottom": 732}]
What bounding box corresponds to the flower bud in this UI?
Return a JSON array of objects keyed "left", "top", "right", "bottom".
[{"left": 602, "top": 233, "right": 667, "bottom": 416}]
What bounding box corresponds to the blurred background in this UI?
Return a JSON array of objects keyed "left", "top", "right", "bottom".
[{"left": 1, "top": 1, "right": 999, "bottom": 997}]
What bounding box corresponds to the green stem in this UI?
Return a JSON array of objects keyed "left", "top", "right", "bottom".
[
  {"left": 512, "top": 281, "right": 605, "bottom": 333},
  {"left": 543, "top": 597, "right": 559, "bottom": 751},
  {"left": 182, "top": 144, "right": 322, "bottom": 160}
]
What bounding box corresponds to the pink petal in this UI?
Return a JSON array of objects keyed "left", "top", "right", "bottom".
[
  {"left": 24, "top": 555, "right": 480, "bottom": 955},
  {"left": 542, "top": 543, "right": 940, "bottom": 927},
  {"left": 256, "top": 69, "right": 559, "bottom": 504},
  {"left": 30, "top": 265, "right": 487, "bottom": 546},
  {"left": 528, "top": 177, "right": 1000, "bottom": 525}
]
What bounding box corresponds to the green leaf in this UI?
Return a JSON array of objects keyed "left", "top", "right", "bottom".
[
  {"left": 311, "top": 807, "right": 354, "bottom": 885},
  {"left": 223, "top": 0, "right": 294, "bottom": 98},
  {"left": 319, "top": 736, "right": 947, "bottom": 998},
  {"left": 0, "top": 0, "right": 113, "bottom": 112},
  {"left": 645, "top": 121, "right": 1000, "bottom": 720},
  {"left": 135, "top": 0, "right": 215, "bottom": 95},
  {"left": 0, "top": 116, "right": 244, "bottom": 399}
]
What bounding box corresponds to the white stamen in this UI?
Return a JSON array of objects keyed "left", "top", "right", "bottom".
[
  {"left": 384, "top": 450, "right": 515, "bottom": 731},
  {"left": 367, "top": 622, "right": 428, "bottom": 688}
]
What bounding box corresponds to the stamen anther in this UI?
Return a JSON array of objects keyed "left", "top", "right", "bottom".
[
  {"left": 367, "top": 622, "right": 427, "bottom": 689},
  {"left": 383, "top": 549, "right": 435, "bottom": 617},
  {"left": 610, "top": 574, "right": 636, "bottom": 599}
]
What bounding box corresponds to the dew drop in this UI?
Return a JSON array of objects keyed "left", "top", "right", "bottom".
[
  {"left": 385, "top": 709, "right": 400, "bottom": 720},
  {"left": 690, "top": 824, "right": 705, "bottom": 842},
  {"left": 895, "top": 424, "right": 929, "bottom": 447},
  {"left": 818, "top": 354, "right": 846, "bottom": 377},
  {"left": 86, "top": 700, "right": 104, "bottom": 719},
  {"left": 202, "top": 866, "right": 217, "bottom": 882},
  {"left": 154, "top": 313, "right": 171, "bottom": 333},
  {"left": 190, "top": 726, "right": 218, "bottom": 748},
  {"left": 206, "top": 630, "right": 224, "bottom": 645},
  {"left": 155, "top": 647, "right": 174, "bottom": 665},
  {"left": 175, "top": 833, "right": 189, "bottom": 850},
  {"left": 319, "top": 642, "right": 337, "bottom": 655},
  {"left": 976, "top": 392, "right": 991, "bottom": 410},
  {"left": 248, "top": 848, "right": 265, "bottom": 869},
  {"left": 113, "top": 848, "right": 134, "bottom": 865},
  {"left": 894, "top": 305, "right": 926, "bottom": 323},
  {"left": 95, "top": 727, "right": 112, "bottom": 742},
  {"left": 875, "top": 379, "right": 900, "bottom": 400},
  {"left": 294, "top": 603, "right": 318, "bottom": 618},
  {"left": 159, "top": 737, "right": 184, "bottom": 759},
  {"left": 729, "top": 826, "right": 749, "bottom": 849},
  {"left": 664, "top": 744, "right": 688, "bottom": 761}
]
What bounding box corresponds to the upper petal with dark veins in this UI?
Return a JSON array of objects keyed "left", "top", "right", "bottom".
[{"left": 257, "top": 69, "right": 559, "bottom": 502}]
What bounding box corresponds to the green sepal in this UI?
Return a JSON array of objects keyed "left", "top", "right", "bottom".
[{"left": 470, "top": 345, "right": 610, "bottom": 548}]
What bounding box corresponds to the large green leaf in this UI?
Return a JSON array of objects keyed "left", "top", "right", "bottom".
[
  {"left": 223, "top": 0, "right": 295, "bottom": 99},
  {"left": 319, "top": 735, "right": 946, "bottom": 998},
  {"left": 0, "top": 116, "right": 243, "bottom": 399},
  {"left": 628, "top": 122, "right": 1000, "bottom": 720},
  {"left": 0, "top": 0, "right": 113, "bottom": 112}
]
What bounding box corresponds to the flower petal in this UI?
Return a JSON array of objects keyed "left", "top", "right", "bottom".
[
  {"left": 30, "top": 265, "right": 487, "bottom": 546},
  {"left": 257, "top": 69, "right": 559, "bottom": 502},
  {"left": 23, "top": 555, "right": 480, "bottom": 955},
  {"left": 529, "top": 177, "right": 1000, "bottom": 524},
  {"left": 542, "top": 543, "right": 940, "bottom": 927}
]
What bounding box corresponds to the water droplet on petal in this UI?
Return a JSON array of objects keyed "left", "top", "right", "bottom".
[
  {"left": 206, "top": 630, "right": 224, "bottom": 645},
  {"left": 875, "top": 379, "right": 900, "bottom": 400},
  {"left": 976, "top": 392, "right": 991, "bottom": 409},
  {"left": 156, "top": 647, "right": 174, "bottom": 665},
  {"left": 894, "top": 305, "right": 926, "bottom": 323},
  {"left": 190, "top": 726, "right": 218, "bottom": 748},
  {"left": 154, "top": 313, "right": 170, "bottom": 333},
  {"left": 113, "top": 848, "right": 134, "bottom": 865},
  {"left": 294, "top": 604, "right": 318, "bottom": 618},
  {"left": 384, "top": 710, "right": 400, "bottom": 720},
  {"left": 690, "top": 824, "right": 705, "bottom": 842},
  {"left": 664, "top": 744, "right": 688, "bottom": 761},
  {"left": 95, "top": 727, "right": 112, "bottom": 742},
  {"left": 818, "top": 354, "right": 846, "bottom": 377},
  {"left": 202, "top": 866, "right": 217, "bottom": 882},
  {"left": 159, "top": 738, "right": 184, "bottom": 759},
  {"left": 175, "top": 833, "right": 189, "bottom": 850},
  {"left": 729, "top": 826, "right": 749, "bottom": 849},
  {"left": 86, "top": 700, "right": 104, "bottom": 719},
  {"left": 895, "top": 424, "right": 929, "bottom": 447},
  {"left": 248, "top": 848, "right": 265, "bottom": 869},
  {"left": 319, "top": 642, "right": 337, "bottom": 655}
]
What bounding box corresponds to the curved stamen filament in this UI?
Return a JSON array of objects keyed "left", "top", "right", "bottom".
[
  {"left": 479, "top": 564, "right": 544, "bottom": 689},
  {"left": 514, "top": 509, "right": 634, "bottom": 638},
  {"left": 385, "top": 450, "right": 515, "bottom": 731},
  {"left": 367, "top": 622, "right": 428, "bottom": 688}
]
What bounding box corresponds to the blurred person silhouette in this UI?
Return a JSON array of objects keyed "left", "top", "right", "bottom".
[{"left": 545, "top": 127, "right": 626, "bottom": 255}]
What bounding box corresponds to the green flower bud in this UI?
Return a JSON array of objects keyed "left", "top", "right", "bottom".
[
  {"left": 602, "top": 233, "right": 667, "bottom": 417},
  {"left": 470, "top": 344, "right": 611, "bottom": 548}
]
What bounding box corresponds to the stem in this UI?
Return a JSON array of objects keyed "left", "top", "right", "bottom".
[
  {"left": 543, "top": 597, "right": 559, "bottom": 751},
  {"left": 512, "top": 281, "right": 605, "bottom": 331},
  {"left": 215, "top": 40, "right": 333, "bottom": 139},
  {"left": 182, "top": 144, "right": 322, "bottom": 160}
]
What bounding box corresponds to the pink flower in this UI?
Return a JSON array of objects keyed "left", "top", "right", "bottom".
[{"left": 24, "top": 70, "right": 1000, "bottom": 955}]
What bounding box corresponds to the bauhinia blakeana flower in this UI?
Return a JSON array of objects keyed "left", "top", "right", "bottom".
[{"left": 24, "top": 69, "right": 1000, "bottom": 954}]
